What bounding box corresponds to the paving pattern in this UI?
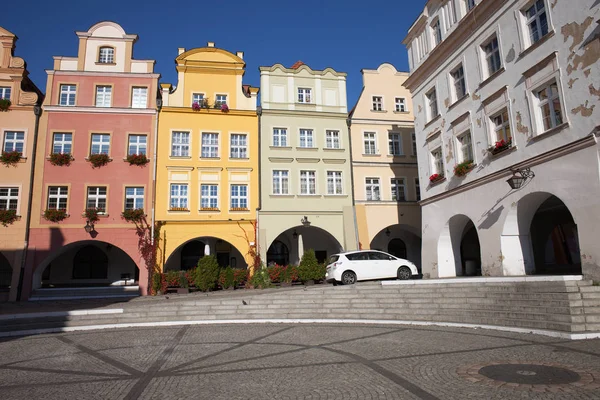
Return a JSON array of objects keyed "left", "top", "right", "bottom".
[{"left": 0, "top": 324, "right": 599, "bottom": 399}]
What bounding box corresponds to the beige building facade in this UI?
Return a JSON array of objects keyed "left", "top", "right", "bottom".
[
  {"left": 258, "top": 62, "right": 358, "bottom": 266},
  {"left": 349, "top": 63, "right": 421, "bottom": 270}
]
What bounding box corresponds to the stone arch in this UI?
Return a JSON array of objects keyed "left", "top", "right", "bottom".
[
  {"left": 266, "top": 240, "right": 289, "bottom": 267},
  {"left": 268, "top": 225, "right": 343, "bottom": 266},
  {"left": 369, "top": 224, "right": 422, "bottom": 271},
  {"left": 164, "top": 237, "right": 247, "bottom": 271},
  {"left": 437, "top": 214, "right": 482, "bottom": 277}
]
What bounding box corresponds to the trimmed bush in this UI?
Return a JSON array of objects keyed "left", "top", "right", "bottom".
[
  {"left": 267, "top": 264, "right": 285, "bottom": 283},
  {"left": 298, "top": 249, "right": 321, "bottom": 282},
  {"left": 219, "top": 266, "right": 235, "bottom": 289},
  {"left": 233, "top": 269, "right": 248, "bottom": 287},
  {"left": 250, "top": 265, "right": 272, "bottom": 289},
  {"left": 194, "top": 255, "right": 220, "bottom": 292}
]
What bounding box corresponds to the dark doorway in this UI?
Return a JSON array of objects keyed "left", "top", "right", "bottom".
[
  {"left": 460, "top": 221, "right": 481, "bottom": 276},
  {"left": 388, "top": 238, "right": 407, "bottom": 259},
  {"left": 217, "top": 252, "right": 230, "bottom": 268},
  {"left": 0, "top": 253, "right": 11, "bottom": 289},
  {"left": 181, "top": 240, "right": 205, "bottom": 270},
  {"left": 267, "top": 240, "right": 289, "bottom": 266},
  {"left": 315, "top": 250, "right": 327, "bottom": 264},
  {"left": 73, "top": 245, "right": 108, "bottom": 279}
]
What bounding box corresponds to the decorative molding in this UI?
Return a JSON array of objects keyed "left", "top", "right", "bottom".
[
  {"left": 268, "top": 157, "right": 294, "bottom": 163},
  {"left": 43, "top": 106, "right": 157, "bottom": 114},
  {"left": 166, "top": 166, "right": 194, "bottom": 171},
  {"left": 196, "top": 167, "right": 224, "bottom": 172},
  {"left": 295, "top": 158, "right": 321, "bottom": 163},
  {"left": 322, "top": 159, "right": 347, "bottom": 164}
]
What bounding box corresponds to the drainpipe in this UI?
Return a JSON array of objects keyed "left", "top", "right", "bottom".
[
  {"left": 17, "top": 104, "right": 42, "bottom": 301},
  {"left": 346, "top": 116, "right": 360, "bottom": 250},
  {"left": 151, "top": 99, "right": 161, "bottom": 246},
  {"left": 255, "top": 106, "right": 262, "bottom": 257}
]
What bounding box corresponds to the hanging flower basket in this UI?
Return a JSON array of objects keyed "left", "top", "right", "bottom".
[
  {"left": 192, "top": 102, "right": 201, "bottom": 111},
  {"left": 220, "top": 103, "right": 229, "bottom": 113},
  {"left": 429, "top": 173, "right": 445, "bottom": 184},
  {"left": 126, "top": 153, "right": 149, "bottom": 166},
  {"left": 43, "top": 209, "right": 68, "bottom": 222},
  {"left": 84, "top": 208, "right": 101, "bottom": 223},
  {"left": 49, "top": 152, "right": 74, "bottom": 166},
  {"left": 454, "top": 160, "right": 474, "bottom": 177},
  {"left": 121, "top": 208, "right": 145, "bottom": 223},
  {"left": 1, "top": 151, "right": 22, "bottom": 167},
  {"left": 0, "top": 209, "right": 18, "bottom": 227},
  {"left": 0, "top": 99, "right": 11, "bottom": 111},
  {"left": 87, "top": 153, "right": 111, "bottom": 168},
  {"left": 489, "top": 138, "right": 512, "bottom": 155}
]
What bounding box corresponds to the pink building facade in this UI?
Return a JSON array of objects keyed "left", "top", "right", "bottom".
[{"left": 24, "top": 21, "right": 159, "bottom": 299}]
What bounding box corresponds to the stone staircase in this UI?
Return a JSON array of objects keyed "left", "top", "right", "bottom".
[
  {"left": 2, "top": 279, "right": 600, "bottom": 338},
  {"left": 29, "top": 285, "right": 140, "bottom": 301}
]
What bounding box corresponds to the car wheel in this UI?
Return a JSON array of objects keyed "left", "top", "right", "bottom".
[
  {"left": 397, "top": 266, "right": 412, "bottom": 280},
  {"left": 341, "top": 271, "right": 357, "bottom": 285}
]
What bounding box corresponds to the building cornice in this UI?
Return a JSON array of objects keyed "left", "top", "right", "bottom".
[
  {"left": 261, "top": 108, "right": 348, "bottom": 119},
  {"left": 160, "top": 106, "right": 257, "bottom": 116},
  {"left": 350, "top": 118, "right": 415, "bottom": 127},
  {"left": 259, "top": 64, "right": 346, "bottom": 77},
  {"left": 47, "top": 70, "right": 160, "bottom": 79},
  {"left": 43, "top": 106, "right": 157, "bottom": 114}
]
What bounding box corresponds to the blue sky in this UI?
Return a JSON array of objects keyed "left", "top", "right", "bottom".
[{"left": 3, "top": 0, "right": 422, "bottom": 107}]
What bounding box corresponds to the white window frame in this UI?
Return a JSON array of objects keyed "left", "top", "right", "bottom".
[
  {"left": 395, "top": 97, "right": 406, "bottom": 112},
  {"left": 47, "top": 186, "right": 67, "bottom": 210},
  {"left": 200, "top": 184, "right": 219, "bottom": 209},
  {"left": 524, "top": 0, "right": 549, "bottom": 46},
  {"left": 372, "top": 96, "right": 383, "bottom": 111},
  {"left": 325, "top": 130, "right": 341, "bottom": 149},
  {"left": 0, "top": 86, "right": 11, "bottom": 100},
  {"left": 98, "top": 47, "right": 114, "bottom": 64},
  {"left": 125, "top": 187, "right": 144, "bottom": 210},
  {"left": 391, "top": 178, "right": 407, "bottom": 202},
  {"left": 171, "top": 131, "right": 190, "bottom": 157},
  {"left": 86, "top": 186, "right": 107, "bottom": 212},
  {"left": 388, "top": 133, "right": 403, "bottom": 156},
  {"left": 450, "top": 64, "right": 466, "bottom": 101},
  {"left": 90, "top": 134, "right": 110, "bottom": 155},
  {"left": 201, "top": 133, "right": 219, "bottom": 158},
  {"left": 298, "top": 88, "right": 312, "bottom": 103},
  {"left": 490, "top": 109, "right": 512, "bottom": 143},
  {"left": 273, "top": 128, "right": 288, "bottom": 147},
  {"left": 128, "top": 135, "right": 147, "bottom": 156},
  {"left": 3, "top": 131, "right": 25, "bottom": 154},
  {"left": 363, "top": 132, "right": 377, "bottom": 155},
  {"left": 299, "top": 129, "right": 314, "bottom": 148},
  {"left": 192, "top": 93, "right": 205, "bottom": 106},
  {"left": 365, "top": 178, "right": 381, "bottom": 201},
  {"left": 443, "top": 0, "right": 457, "bottom": 31},
  {"left": 95, "top": 86, "right": 112, "bottom": 108},
  {"left": 230, "top": 184, "right": 248, "bottom": 209},
  {"left": 59, "top": 84, "right": 76, "bottom": 106},
  {"left": 415, "top": 178, "right": 421, "bottom": 201},
  {"left": 131, "top": 87, "right": 148, "bottom": 109},
  {"left": 431, "top": 147, "right": 444, "bottom": 175},
  {"left": 300, "top": 170, "right": 316, "bottom": 195},
  {"left": 215, "top": 94, "right": 227, "bottom": 107},
  {"left": 481, "top": 35, "right": 502, "bottom": 78},
  {"left": 456, "top": 131, "right": 474, "bottom": 163},
  {"left": 52, "top": 133, "right": 72, "bottom": 154},
  {"left": 0, "top": 187, "right": 19, "bottom": 211},
  {"left": 533, "top": 79, "right": 564, "bottom": 133},
  {"left": 272, "top": 170, "right": 289, "bottom": 195},
  {"left": 170, "top": 184, "right": 188, "bottom": 210},
  {"left": 326, "top": 171, "right": 343, "bottom": 195},
  {"left": 426, "top": 88, "right": 439, "bottom": 121},
  {"left": 431, "top": 18, "right": 442, "bottom": 47},
  {"left": 230, "top": 134, "right": 247, "bottom": 159}
]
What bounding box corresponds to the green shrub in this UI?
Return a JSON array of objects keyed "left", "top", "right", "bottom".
[
  {"left": 233, "top": 269, "right": 248, "bottom": 287},
  {"left": 315, "top": 264, "right": 326, "bottom": 282},
  {"left": 219, "top": 266, "right": 235, "bottom": 289},
  {"left": 165, "top": 270, "right": 181, "bottom": 287},
  {"left": 151, "top": 271, "right": 162, "bottom": 295},
  {"left": 194, "top": 255, "right": 220, "bottom": 292},
  {"left": 298, "top": 249, "right": 321, "bottom": 282},
  {"left": 250, "top": 265, "right": 272, "bottom": 289}
]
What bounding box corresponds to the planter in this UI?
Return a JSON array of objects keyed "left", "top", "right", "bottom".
[
  {"left": 304, "top": 280, "right": 315, "bottom": 286},
  {"left": 169, "top": 207, "right": 189, "bottom": 212},
  {"left": 0, "top": 99, "right": 11, "bottom": 111},
  {"left": 49, "top": 153, "right": 74, "bottom": 166},
  {"left": 0, "top": 209, "right": 18, "bottom": 227},
  {"left": 43, "top": 209, "right": 68, "bottom": 222},
  {"left": 121, "top": 208, "right": 145, "bottom": 223},
  {"left": 225, "top": 286, "right": 235, "bottom": 291},
  {"left": 84, "top": 208, "right": 101, "bottom": 223},
  {"left": 280, "top": 282, "right": 292, "bottom": 288},
  {"left": 126, "top": 154, "right": 149, "bottom": 166},
  {"left": 87, "top": 154, "right": 111, "bottom": 168},
  {"left": 429, "top": 174, "right": 445, "bottom": 184},
  {"left": 489, "top": 139, "right": 513, "bottom": 156},
  {"left": 454, "top": 161, "right": 474, "bottom": 177},
  {"left": 167, "top": 287, "right": 189, "bottom": 294},
  {"left": 1, "top": 151, "right": 21, "bottom": 167}
]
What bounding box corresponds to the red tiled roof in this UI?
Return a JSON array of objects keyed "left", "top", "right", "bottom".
[{"left": 290, "top": 60, "right": 305, "bottom": 69}]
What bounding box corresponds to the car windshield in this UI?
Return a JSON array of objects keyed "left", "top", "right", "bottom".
[{"left": 329, "top": 255, "right": 339, "bottom": 263}]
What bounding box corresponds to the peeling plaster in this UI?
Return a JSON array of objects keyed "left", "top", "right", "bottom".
[
  {"left": 572, "top": 101, "right": 596, "bottom": 117},
  {"left": 441, "top": 119, "right": 446, "bottom": 128},
  {"left": 561, "top": 17, "right": 594, "bottom": 53},
  {"left": 476, "top": 118, "right": 482, "bottom": 128},
  {"left": 590, "top": 84, "right": 600, "bottom": 100},
  {"left": 515, "top": 112, "right": 529, "bottom": 135},
  {"left": 418, "top": 105, "right": 422, "bottom": 113},
  {"left": 444, "top": 98, "right": 450, "bottom": 108},
  {"left": 568, "top": 77, "right": 579, "bottom": 89},
  {"left": 472, "top": 92, "right": 481, "bottom": 101},
  {"left": 445, "top": 137, "right": 454, "bottom": 163},
  {"left": 551, "top": 0, "right": 557, "bottom": 8},
  {"left": 567, "top": 39, "right": 600, "bottom": 75},
  {"left": 584, "top": 69, "right": 591, "bottom": 77}
]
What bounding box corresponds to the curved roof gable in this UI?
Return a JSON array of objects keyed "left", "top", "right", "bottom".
[
  {"left": 77, "top": 21, "right": 137, "bottom": 41},
  {"left": 176, "top": 47, "right": 244, "bottom": 65}
]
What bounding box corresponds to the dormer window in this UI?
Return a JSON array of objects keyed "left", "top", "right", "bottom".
[{"left": 98, "top": 47, "right": 114, "bottom": 64}]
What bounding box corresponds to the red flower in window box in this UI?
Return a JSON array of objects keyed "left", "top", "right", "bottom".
[
  {"left": 489, "top": 138, "right": 512, "bottom": 155},
  {"left": 43, "top": 209, "right": 68, "bottom": 222},
  {"left": 49, "top": 152, "right": 74, "bottom": 166},
  {"left": 429, "top": 173, "right": 444, "bottom": 183},
  {"left": 87, "top": 153, "right": 111, "bottom": 168},
  {"left": 1, "top": 151, "right": 21, "bottom": 167},
  {"left": 0, "top": 209, "right": 19, "bottom": 227},
  {"left": 454, "top": 160, "right": 475, "bottom": 177},
  {"left": 0, "top": 99, "right": 11, "bottom": 112},
  {"left": 192, "top": 102, "right": 201, "bottom": 111},
  {"left": 84, "top": 208, "right": 101, "bottom": 223},
  {"left": 126, "top": 153, "right": 149, "bottom": 166},
  {"left": 220, "top": 103, "right": 229, "bottom": 113},
  {"left": 121, "top": 208, "right": 145, "bottom": 223}
]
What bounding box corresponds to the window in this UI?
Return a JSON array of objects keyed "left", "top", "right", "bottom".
[
  {"left": 53, "top": 133, "right": 72, "bottom": 154},
  {"left": 59, "top": 85, "right": 76, "bottom": 106},
  {"left": 128, "top": 135, "right": 147, "bottom": 155},
  {"left": 525, "top": 0, "right": 548, "bottom": 45},
  {"left": 411, "top": 133, "right": 417, "bottom": 155},
  {"left": 132, "top": 87, "right": 148, "bottom": 108},
  {"left": 491, "top": 109, "right": 512, "bottom": 142},
  {"left": 215, "top": 94, "right": 227, "bottom": 106},
  {"left": 0, "top": 187, "right": 18, "bottom": 210},
  {"left": 415, "top": 178, "right": 421, "bottom": 201},
  {"left": 3, "top": 131, "right": 24, "bottom": 153},
  {"left": 426, "top": 88, "right": 439, "bottom": 120},
  {"left": 365, "top": 178, "right": 381, "bottom": 201},
  {"left": 443, "top": 1, "right": 457, "bottom": 30},
  {"left": 192, "top": 93, "right": 204, "bottom": 106},
  {"left": 47, "top": 186, "right": 67, "bottom": 210},
  {"left": 325, "top": 130, "right": 341, "bottom": 149},
  {"left": 230, "top": 134, "right": 247, "bottom": 158},
  {"left": 98, "top": 47, "right": 114, "bottom": 64},
  {"left": 299, "top": 129, "right": 314, "bottom": 148},
  {"left": 372, "top": 96, "right": 383, "bottom": 111},
  {"left": 388, "top": 133, "right": 403, "bottom": 156},
  {"left": 431, "top": 148, "right": 444, "bottom": 175},
  {"left": 0, "top": 87, "right": 10, "bottom": 100},
  {"left": 86, "top": 186, "right": 107, "bottom": 212},
  {"left": 451, "top": 65, "right": 466, "bottom": 100},
  {"left": 170, "top": 184, "right": 188, "bottom": 210},
  {"left": 466, "top": 0, "right": 476, "bottom": 11},
  {"left": 327, "top": 171, "right": 343, "bottom": 195},
  {"left": 95, "top": 86, "right": 112, "bottom": 108},
  {"left": 457, "top": 131, "right": 473, "bottom": 162},
  {"left": 363, "top": 132, "right": 376, "bottom": 155},
  {"left": 230, "top": 185, "right": 248, "bottom": 209},
  {"left": 391, "top": 178, "right": 406, "bottom": 202},
  {"left": 171, "top": 131, "right": 190, "bottom": 157},
  {"left": 125, "top": 187, "right": 144, "bottom": 210},
  {"left": 298, "top": 88, "right": 311, "bottom": 103},
  {"left": 273, "top": 128, "right": 288, "bottom": 147},
  {"left": 300, "top": 171, "right": 316, "bottom": 195},
  {"left": 90, "top": 134, "right": 110, "bottom": 155},
  {"left": 536, "top": 81, "right": 563, "bottom": 131},
  {"left": 272, "top": 170, "right": 289, "bottom": 195},
  {"left": 483, "top": 36, "right": 501, "bottom": 77},
  {"left": 395, "top": 98, "right": 406, "bottom": 112},
  {"left": 201, "top": 133, "right": 219, "bottom": 158},
  {"left": 200, "top": 184, "right": 218, "bottom": 209},
  {"left": 432, "top": 19, "right": 442, "bottom": 47}
]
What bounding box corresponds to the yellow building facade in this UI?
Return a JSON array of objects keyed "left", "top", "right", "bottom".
[{"left": 156, "top": 43, "right": 259, "bottom": 272}]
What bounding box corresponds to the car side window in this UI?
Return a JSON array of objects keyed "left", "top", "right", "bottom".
[
  {"left": 368, "top": 252, "right": 389, "bottom": 260},
  {"left": 346, "top": 253, "right": 368, "bottom": 261}
]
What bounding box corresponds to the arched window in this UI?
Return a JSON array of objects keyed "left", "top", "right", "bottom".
[
  {"left": 267, "top": 240, "right": 289, "bottom": 266},
  {"left": 98, "top": 47, "right": 114, "bottom": 64},
  {"left": 181, "top": 241, "right": 205, "bottom": 270},
  {"left": 388, "top": 238, "right": 407, "bottom": 259},
  {"left": 73, "top": 245, "right": 108, "bottom": 279}
]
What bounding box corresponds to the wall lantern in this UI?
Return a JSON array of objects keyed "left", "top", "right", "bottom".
[
  {"left": 385, "top": 228, "right": 391, "bottom": 237},
  {"left": 301, "top": 216, "right": 310, "bottom": 226},
  {"left": 84, "top": 220, "right": 94, "bottom": 234},
  {"left": 507, "top": 168, "right": 535, "bottom": 190},
  {"left": 292, "top": 230, "right": 298, "bottom": 239}
]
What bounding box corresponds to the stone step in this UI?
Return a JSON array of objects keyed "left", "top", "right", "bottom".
[
  {"left": 582, "top": 292, "right": 600, "bottom": 299},
  {"left": 579, "top": 286, "right": 600, "bottom": 293},
  {"left": 585, "top": 314, "right": 600, "bottom": 323}
]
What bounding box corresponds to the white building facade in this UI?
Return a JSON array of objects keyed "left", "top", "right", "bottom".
[{"left": 403, "top": 0, "right": 600, "bottom": 280}]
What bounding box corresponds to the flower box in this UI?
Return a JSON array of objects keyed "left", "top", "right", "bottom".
[
  {"left": 0, "top": 209, "right": 18, "bottom": 227},
  {"left": 220, "top": 104, "right": 229, "bottom": 113},
  {"left": 87, "top": 153, "right": 110, "bottom": 168},
  {"left": 489, "top": 138, "right": 512, "bottom": 155},
  {"left": 43, "top": 209, "right": 68, "bottom": 222},
  {"left": 121, "top": 208, "right": 145, "bottom": 223},
  {"left": 1, "top": 151, "right": 22, "bottom": 167},
  {"left": 126, "top": 153, "right": 149, "bottom": 166},
  {"left": 230, "top": 207, "right": 249, "bottom": 211},
  {"left": 49, "top": 152, "right": 73, "bottom": 166},
  {"left": 454, "top": 160, "right": 474, "bottom": 177},
  {"left": 192, "top": 102, "right": 201, "bottom": 111},
  {"left": 84, "top": 208, "right": 102, "bottom": 223},
  {"left": 0, "top": 99, "right": 11, "bottom": 111},
  {"left": 429, "top": 173, "right": 445, "bottom": 184},
  {"left": 200, "top": 207, "right": 219, "bottom": 211},
  {"left": 169, "top": 207, "right": 189, "bottom": 211}
]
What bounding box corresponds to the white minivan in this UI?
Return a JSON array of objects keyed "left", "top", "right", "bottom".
[{"left": 325, "top": 250, "right": 419, "bottom": 285}]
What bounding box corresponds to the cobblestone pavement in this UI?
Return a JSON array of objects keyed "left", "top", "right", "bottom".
[{"left": 0, "top": 324, "right": 599, "bottom": 399}]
